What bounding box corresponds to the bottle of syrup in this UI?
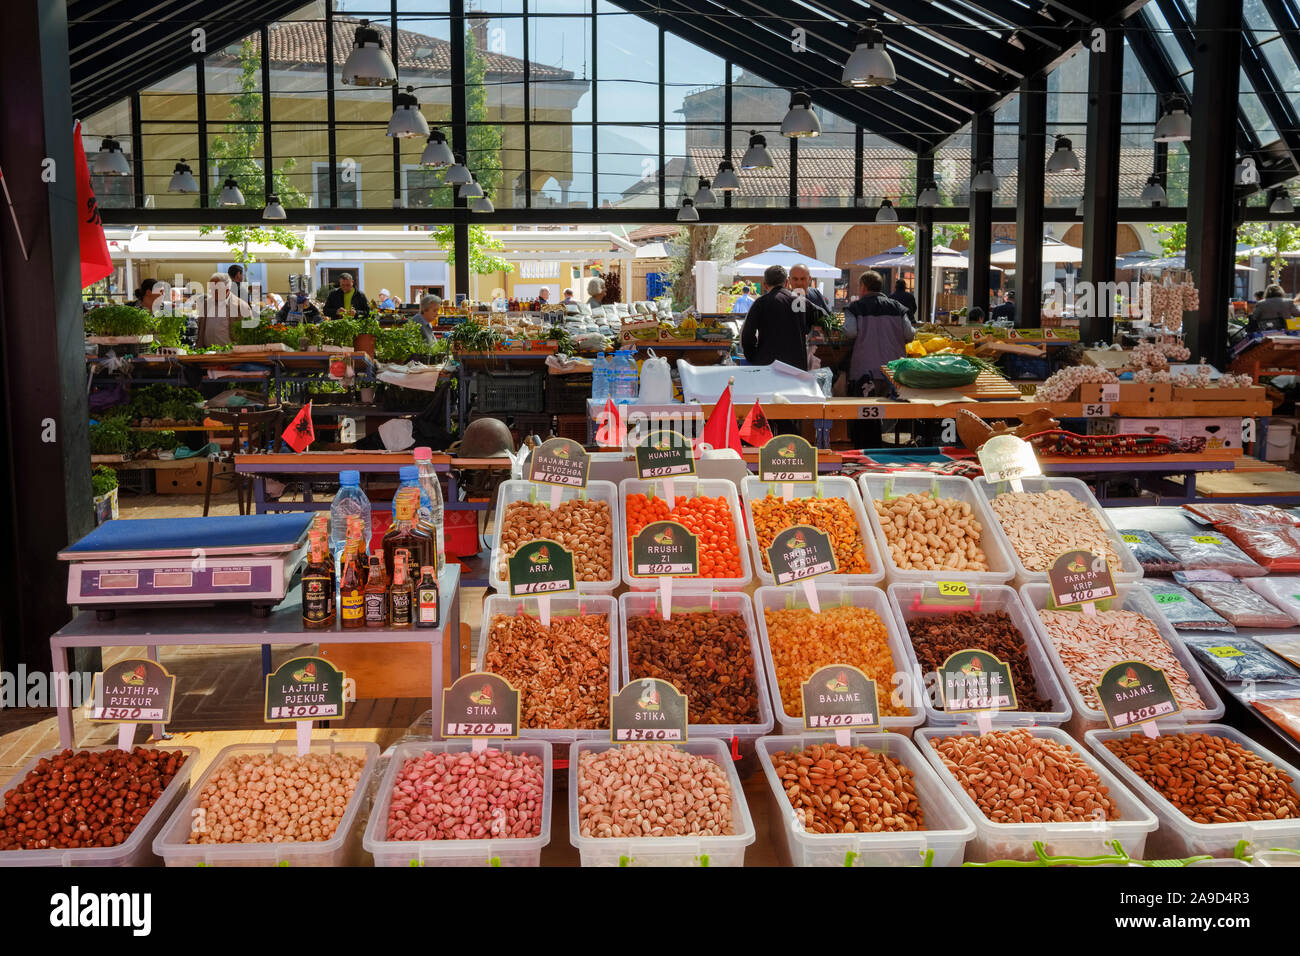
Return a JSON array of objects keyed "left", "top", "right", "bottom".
[{"left": 339, "top": 521, "right": 366, "bottom": 629}]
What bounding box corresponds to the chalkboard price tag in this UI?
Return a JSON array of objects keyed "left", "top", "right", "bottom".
[
  {"left": 800, "top": 665, "right": 880, "bottom": 732},
  {"left": 90, "top": 659, "right": 176, "bottom": 724},
  {"left": 528, "top": 437, "right": 591, "bottom": 488},
  {"left": 265, "top": 656, "right": 347, "bottom": 722},
  {"left": 938, "top": 649, "right": 1017, "bottom": 714},
  {"left": 611, "top": 678, "right": 688, "bottom": 742},
  {"left": 759, "top": 434, "right": 817, "bottom": 483},
  {"left": 766, "top": 524, "right": 838, "bottom": 585},
  {"left": 1095, "top": 660, "right": 1181, "bottom": 731},
  {"left": 443, "top": 672, "right": 521, "bottom": 738},
  {"left": 1048, "top": 550, "right": 1117, "bottom": 609},
  {"left": 635, "top": 428, "right": 696, "bottom": 479},
  {"left": 506, "top": 538, "right": 576, "bottom": 596},
  {"left": 630, "top": 521, "right": 699, "bottom": 577}
]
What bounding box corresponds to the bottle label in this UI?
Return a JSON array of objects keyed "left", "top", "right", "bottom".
[
  {"left": 303, "top": 576, "right": 330, "bottom": 623},
  {"left": 418, "top": 587, "right": 439, "bottom": 625},
  {"left": 391, "top": 591, "right": 413, "bottom": 625},
  {"left": 364, "top": 591, "right": 388, "bottom": 625},
  {"left": 341, "top": 593, "right": 364, "bottom": 622}
]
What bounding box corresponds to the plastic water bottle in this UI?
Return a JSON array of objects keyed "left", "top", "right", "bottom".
[
  {"left": 329, "top": 470, "right": 372, "bottom": 557},
  {"left": 613, "top": 349, "right": 639, "bottom": 403},
  {"left": 591, "top": 352, "right": 610, "bottom": 403},
  {"left": 394, "top": 465, "right": 420, "bottom": 513},
  {"left": 412, "top": 446, "right": 445, "bottom": 574}
]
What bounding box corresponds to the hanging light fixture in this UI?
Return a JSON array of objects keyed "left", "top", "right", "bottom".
[
  {"left": 471, "top": 194, "right": 495, "bottom": 213},
  {"left": 780, "top": 91, "right": 821, "bottom": 138},
  {"left": 1154, "top": 95, "right": 1191, "bottom": 143},
  {"left": 218, "top": 177, "right": 244, "bottom": 206},
  {"left": 915, "top": 180, "right": 939, "bottom": 207},
  {"left": 387, "top": 87, "right": 430, "bottom": 138},
  {"left": 420, "top": 129, "right": 454, "bottom": 167},
  {"left": 677, "top": 198, "right": 700, "bottom": 222},
  {"left": 1269, "top": 187, "right": 1294, "bottom": 215},
  {"left": 1045, "top": 135, "right": 1081, "bottom": 173},
  {"left": 93, "top": 138, "right": 131, "bottom": 176},
  {"left": 875, "top": 198, "right": 898, "bottom": 222},
  {"left": 262, "top": 195, "right": 286, "bottom": 220},
  {"left": 444, "top": 156, "right": 472, "bottom": 185},
  {"left": 971, "top": 161, "right": 999, "bottom": 192},
  {"left": 459, "top": 174, "right": 484, "bottom": 199},
  {"left": 842, "top": 20, "right": 896, "bottom": 87},
  {"left": 713, "top": 159, "right": 741, "bottom": 191},
  {"left": 167, "top": 159, "right": 198, "bottom": 193},
  {"left": 693, "top": 177, "right": 716, "bottom": 206},
  {"left": 341, "top": 19, "right": 397, "bottom": 87},
  {"left": 1140, "top": 174, "right": 1166, "bottom": 205},
  {"left": 741, "top": 132, "right": 774, "bottom": 170}
]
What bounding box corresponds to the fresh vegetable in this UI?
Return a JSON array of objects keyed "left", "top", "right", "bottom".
[
  {"left": 83, "top": 305, "right": 157, "bottom": 337},
  {"left": 88, "top": 418, "right": 133, "bottom": 455},
  {"left": 91, "top": 465, "right": 118, "bottom": 497}
]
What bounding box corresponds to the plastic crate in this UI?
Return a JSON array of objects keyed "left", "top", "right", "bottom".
[
  {"left": 489, "top": 479, "right": 621, "bottom": 594},
  {"left": 472, "top": 370, "right": 546, "bottom": 414},
  {"left": 545, "top": 374, "right": 594, "bottom": 413},
  {"left": 619, "top": 476, "right": 753, "bottom": 591},
  {"left": 553, "top": 413, "right": 589, "bottom": 445},
  {"left": 115, "top": 467, "right": 155, "bottom": 496}
]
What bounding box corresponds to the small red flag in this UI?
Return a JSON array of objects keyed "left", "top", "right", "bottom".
[
  {"left": 739, "top": 399, "right": 774, "bottom": 447},
  {"left": 281, "top": 402, "right": 315, "bottom": 452},
  {"left": 594, "top": 397, "right": 623, "bottom": 447},
  {"left": 697, "top": 383, "right": 742, "bottom": 455},
  {"left": 73, "top": 122, "right": 114, "bottom": 289}
]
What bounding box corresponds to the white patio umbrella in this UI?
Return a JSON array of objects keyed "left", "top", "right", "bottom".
[
  {"left": 989, "top": 237, "right": 1083, "bottom": 266},
  {"left": 732, "top": 243, "right": 841, "bottom": 279}
]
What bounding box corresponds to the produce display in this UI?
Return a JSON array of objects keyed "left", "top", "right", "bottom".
[
  {"left": 1034, "top": 365, "right": 1118, "bottom": 403},
  {"left": 1036, "top": 608, "right": 1207, "bottom": 711},
  {"left": 624, "top": 492, "right": 742, "bottom": 578},
  {"left": 0, "top": 748, "right": 187, "bottom": 852},
  {"left": 187, "top": 751, "right": 366, "bottom": 845},
  {"left": 484, "top": 612, "right": 610, "bottom": 729},
  {"left": 625, "top": 612, "right": 759, "bottom": 724},
  {"left": 871, "top": 492, "right": 989, "bottom": 572},
  {"left": 1102, "top": 732, "right": 1300, "bottom": 824},
  {"left": 750, "top": 494, "right": 872, "bottom": 574},
  {"left": 762, "top": 604, "right": 910, "bottom": 718},
  {"left": 905, "top": 611, "right": 1050, "bottom": 712},
  {"left": 1187, "top": 582, "right": 1296, "bottom": 629},
  {"left": 1153, "top": 532, "right": 1265, "bottom": 577},
  {"left": 575, "top": 744, "right": 734, "bottom": 838},
  {"left": 987, "top": 490, "right": 1121, "bottom": 572},
  {"left": 771, "top": 743, "right": 923, "bottom": 834},
  {"left": 385, "top": 749, "right": 545, "bottom": 842},
  {"left": 929, "top": 730, "right": 1119, "bottom": 823},
  {"left": 1182, "top": 635, "right": 1300, "bottom": 682},
  {"left": 1141, "top": 280, "right": 1198, "bottom": 330},
  {"left": 496, "top": 499, "right": 614, "bottom": 583},
  {"left": 1141, "top": 581, "right": 1233, "bottom": 631}
]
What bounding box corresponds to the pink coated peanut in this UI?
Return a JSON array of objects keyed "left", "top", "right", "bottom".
[{"left": 385, "top": 748, "right": 545, "bottom": 842}]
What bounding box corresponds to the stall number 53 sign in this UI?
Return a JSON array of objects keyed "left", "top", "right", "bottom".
[{"left": 858, "top": 405, "right": 883, "bottom": 420}]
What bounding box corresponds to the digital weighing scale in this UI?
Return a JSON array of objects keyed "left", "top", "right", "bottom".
[{"left": 59, "top": 513, "right": 315, "bottom": 618}]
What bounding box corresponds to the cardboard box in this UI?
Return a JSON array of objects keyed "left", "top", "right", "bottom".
[
  {"left": 155, "top": 458, "right": 233, "bottom": 495},
  {"left": 1116, "top": 418, "right": 1182, "bottom": 440},
  {"left": 1077, "top": 383, "right": 1173, "bottom": 404},
  {"left": 1183, "top": 417, "right": 1242, "bottom": 450},
  {"left": 1171, "top": 386, "right": 1266, "bottom": 402}
]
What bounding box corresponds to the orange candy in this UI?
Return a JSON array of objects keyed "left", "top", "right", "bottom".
[{"left": 625, "top": 492, "right": 743, "bottom": 578}]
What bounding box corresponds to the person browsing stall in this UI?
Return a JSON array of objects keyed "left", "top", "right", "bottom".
[
  {"left": 843, "top": 269, "right": 912, "bottom": 447},
  {"left": 787, "top": 263, "right": 832, "bottom": 334},
  {"left": 414, "top": 293, "right": 443, "bottom": 343},
  {"left": 129, "top": 278, "right": 165, "bottom": 313},
  {"left": 740, "top": 265, "right": 808, "bottom": 370},
  {"left": 731, "top": 285, "right": 756, "bottom": 314},
  {"left": 892, "top": 278, "right": 918, "bottom": 322},
  {"left": 1248, "top": 283, "right": 1300, "bottom": 333},
  {"left": 196, "top": 272, "right": 253, "bottom": 347},
  {"left": 322, "top": 272, "right": 372, "bottom": 319}
]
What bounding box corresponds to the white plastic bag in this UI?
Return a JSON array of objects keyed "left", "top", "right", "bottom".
[{"left": 638, "top": 349, "right": 673, "bottom": 403}]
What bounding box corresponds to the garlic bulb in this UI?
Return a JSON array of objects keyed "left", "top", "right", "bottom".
[{"left": 1036, "top": 364, "right": 1120, "bottom": 402}]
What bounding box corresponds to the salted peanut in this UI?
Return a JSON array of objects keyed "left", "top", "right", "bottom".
[
  {"left": 751, "top": 495, "right": 872, "bottom": 574},
  {"left": 771, "top": 743, "right": 924, "bottom": 834},
  {"left": 763, "top": 605, "right": 909, "bottom": 718},
  {"left": 385, "top": 748, "right": 545, "bottom": 842},
  {"left": 496, "top": 499, "right": 614, "bottom": 583},
  {"left": 1103, "top": 732, "right": 1300, "bottom": 825},
  {"left": 988, "top": 490, "right": 1120, "bottom": 572},
  {"left": 871, "top": 492, "right": 989, "bottom": 572},
  {"left": 576, "top": 744, "right": 734, "bottom": 838},
  {"left": 929, "top": 729, "right": 1118, "bottom": 823},
  {"left": 485, "top": 612, "right": 610, "bottom": 729}
]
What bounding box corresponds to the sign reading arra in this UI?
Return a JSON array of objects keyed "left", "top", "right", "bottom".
[{"left": 506, "top": 537, "right": 576, "bottom": 596}]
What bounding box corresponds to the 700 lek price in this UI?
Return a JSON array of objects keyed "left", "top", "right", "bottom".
[
  {"left": 270, "top": 704, "right": 340, "bottom": 718},
  {"left": 445, "top": 722, "right": 513, "bottom": 736},
  {"left": 615, "top": 728, "right": 683, "bottom": 741}
]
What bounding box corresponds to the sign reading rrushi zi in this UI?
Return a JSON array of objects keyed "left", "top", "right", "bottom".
[{"left": 630, "top": 520, "right": 699, "bottom": 577}]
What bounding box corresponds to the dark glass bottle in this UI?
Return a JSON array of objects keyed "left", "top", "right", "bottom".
[
  {"left": 382, "top": 491, "right": 432, "bottom": 582},
  {"left": 416, "top": 565, "right": 440, "bottom": 628},
  {"left": 389, "top": 549, "right": 414, "bottom": 628},
  {"left": 363, "top": 552, "right": 388, "bottom": 628},
  {"left": 302, "top": 532, "right": 334, "bottom": 629},
  {"left": 339, "top": 526, "right": 366, "bottom": 630}
]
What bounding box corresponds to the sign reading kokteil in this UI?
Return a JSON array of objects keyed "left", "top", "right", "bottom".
[
  {"left": 90, "top": 659, "right": 176, "bottom": 723},
  {"left": 766, "top": 524, "right": 838, "bottom": 585},
  {"left": 759, "top": 434, "right": 817, "bottom": 483},
  {"left": 1048, "top": 550, "right": 1117, "bottom": 608},
  {"left": 800, "top": 665, "right": 880, "bottom": 731},
  {"left": 630, "top": 520, "right": 699, "bottom": 576},
  {"left": 506, "top": 537, "right": 576, "bottom": 596},
  {"left": 443, "top": 672, "right": 521, "bottom": 738},
  {"left": 1095, "top": 660, "right": 1181, "bottom": 730},
  {"left": 611, "top": 678, "right": 688, "bottom": 742},
  {"left": 635, "top": 428, "right": 696, "bottom": 478},
  {"left": 528, "top": 437, "right": 591, "bottom": 488},
  {"left": 938, "top": 649, "right": 1017, "bottom": 713},
  {"left": 264, "top": 656, "right": 347, "bottom": 722}
]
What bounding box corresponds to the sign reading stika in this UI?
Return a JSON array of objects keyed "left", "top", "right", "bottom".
[{"left": 611, "top": 678, "right": 688, "bottom": 742}]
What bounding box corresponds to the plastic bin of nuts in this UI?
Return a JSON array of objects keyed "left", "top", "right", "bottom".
[
  {"left": 619, "top": 476, "right": 752, "bottom": 591},
  {"left": 973, "top": 476, "right": 1143, "bottom": 585},
  {"left": 568, "top": 739, "right": 756, "bottom": 866},
  {"left": 619, "top": 590, "right": 774, "bottom": 765},
  {"left": 477, "top": 594, "right": 618, "bottom": 760},
  {"left": 756, "top": 732, "right": 976, "bottom": 866},
  {"left": 1019, "top": 582, "right": 1223, "bottom": 737},
  {"left": 1085, "top": 724, "right": 1300, "bottom": 859},
  {"left": 0, "top": 746, "right": 197, "bottom": 867},
  {"left": 363, "top": 739, "right": 552, "bottom": 867},
  {"left": 915, "top": 726, "right": 1158, "bottom": 862},
  {"left": 739, "top": 476, "right": 884, "bottom": 587},
  {"left": 754, "top": 582, "right": 923, "bottom": 735},
  {"left": 490, "top": 479, "right": 620, "bottom": 594},
  {"left": 153, "top": 740, "right": 379, "bottom": 866},
  {"left": 886, "top": 581, "right": 1072, "bottom": 728},
  {"left": 859, "top": 472, "right": 1015, "bottom": 585}
]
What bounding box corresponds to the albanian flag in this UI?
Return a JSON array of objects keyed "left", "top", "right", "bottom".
[
  {"left": 739, "top": 399, "right": 774, "bottom": 447},
  {"left": 281, "top": 402, "right": 315, "bottom": 453},
  {"left": 697, "top": 382, "right": 742, "bottom": 455},
  {"left": 594, "top": 397, "right": 623, "bottom": 448}
]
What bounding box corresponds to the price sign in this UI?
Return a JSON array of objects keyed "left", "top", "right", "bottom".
[
  {"left": 759, "top": 434, "right": 817, "bottom": 483},
  {"left": 443, "top": 672, "right": 520, "bottom": 739},
  {"left": 506, "top": 538, "right": 576, "bottom": 596},
  {"left": 630, "top": 520, "right": 699, "bottom": 577},
  {"left": 1153, "top": 592, "right": 1186, "bottom": 605},
  {"left": 936, "top": 580, "right": 970, "bottom": 598},
  {"left": 1082, "top": 403, "right": 1111, "bottom": 418},
  {"left": 766, "top": 524, "right": 838, "bottom": 585},
  {"left": 1048, "top": 550, "right": 1117, "bottom": 609},
  {"left": 977, "top": 434, "right": 1041, "bottom": 487},
  {"left": 1100, "top": 384, "right": 1120, "bottom": 402},
  {"left": 89, "top": 659, "right": 175, "bottom": 724},
  {"left": 858, "top": 405, "right": 884, "bottom": 420},
  {"left": 1192, "top": 534, "right": 1222, "bottom": 545},
  {"left": 1206, "top": 645, "right": 1245, "bottom": 658},
  {"left": 264, "top": 657, "right": 347, "bottom": 722},
  {"left": 635, "top": 428, "right": 696, "bottom": 479},
  {"left": 800, "top": 665, "right": 879, "bottom": 732},
  {"left": 938, "top": 649, "right": 1017, "bottom": 713},
  {"left": 1121, "top": 534, "right": 1140, "bottom": 544},
  {"left": 611, "top": 678, "right": 688, "bottom": 742},
  {"left": 528, "top": 437, "right": 591, "bottom": 488},
  {"left": 1095, "top": 660, "right": 1181, "bottom": 730}
]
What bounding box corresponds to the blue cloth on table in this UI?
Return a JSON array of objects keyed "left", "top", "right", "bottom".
[{"left": 64, "top": 513, "right": 314, "bottom": 554}]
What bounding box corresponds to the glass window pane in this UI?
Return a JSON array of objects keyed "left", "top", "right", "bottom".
[
  {"left": 1122, "top": 39, "right": 1160, "bottom": 120},
  {"left": 141, "top": 123, "right": 199, "bottom": 209},
  {"left": 529, "top": 15, "right": 592, "bottom": 123},
  {"left": 797, "top": 110, "right": 856, "bottom": 208},
  {"left": 207, "top": 33, "right": 264, "bottom": 203},
  {"left": 598, "top": 124, "right": 658, "bottom": 206},
  {"left": 596, "top": 5, "right": 659, "bottom": 123},
  {"left": 272, "top": 123, "right": 328, "bottom": 208},
  {"left": 1245, "top": 0, "right": 1280, "bottom": 41},
  {"left": 1258, "top": 36, "right": 1300, "bottom": 118},
  {"left": 1144, "top": 4, "right": 1192, "bottom": 78},
  {"left": 140, "top": 66, "right": 198, "bottom": 124},
  {"left": 269, "top": 3, "right": 327, "bottom": 123},
  {"left": 731, "top": 69, "right": 786, "bottom": 127},
  {"left": 460, "top": 15, "right": 525, "bottom": 120},
  {"left": 465, "top": 123, "right": 526, "bottom": 207},
  {"left": 531, "top": 123, "right": 593, "bottom": 207},
  {"left": 664, "top": 32, "right": 724, "bottom": 124}
]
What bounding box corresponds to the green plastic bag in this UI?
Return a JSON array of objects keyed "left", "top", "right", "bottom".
[{"left": 886, "top": 354, "right": 981, "bottom": 388}]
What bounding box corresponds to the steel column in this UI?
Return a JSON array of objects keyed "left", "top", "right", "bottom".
[
  {"left": 1081, "top": 25, "right": 1123, "bottom": 344},
  {"left": 915, "top": 152, "right": 935, "bottom": 322},
  {"left": 969, "top": 111, "right": 993, "bottom": 316},
  {"left": 1014, "top": 71, "right": 1046, "bottom": 329},
  {"left": 451, "top": 0, "right": 470, "bottom": 299}
]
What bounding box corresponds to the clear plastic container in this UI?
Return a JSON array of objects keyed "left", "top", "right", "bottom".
[
  {"left": 478, "top": 593, "right": 619, "bottom": 760},
  {"left": 859, "top": 472, "right": 1015, "bottom": 585},
  {"left": 973, "top": 475, "right": 1144, "bottom": 584},
  {"left": 153, "top": 740, "right": 379, "bottom": 866},
  {"left": 591, "top": 352, "right": 610, "bottom": 403},
  {"left": 1019, "top": 581, "right": 1224, "bottom": 737},
  {"left": 756, "top": 731, "right": 976, "bottom": 866},
  {"left": 611, "top": 349, "right": 639, "bottom": 403},
  {"left": 568, "top": 738, "right": 756, "bottom": 866},
  {"left": 619, "top": 590, "right": 774, "bottom": 761},
  {"left": 914, "top": 725, "right": 1158, "bottom": 862},
  {"left": 0, "top": 746, "right": 197, "bottom": 867},
  {"left": 1255, "top": 850, "right": 1300, "bottom": 866},
  {"left": 740, "top": 475, "right": 885, "bottom": 587},
  {"left": 1085, "top": 723, "right": 1300, "bottom": 859},
  {"left": 886, "top": 581, "right": 1072, "bottom": 728},
  {"left": 619, "top": 476, "right": 753, "bottom": 591},
  {"left": 362, "top": 739, "right": 553, "bottom": 867},
  {"left": 753, "top": 582, "right": 924, "bottom": 735},
  {"left": 490, "top": 479, "right": 622, "bottom": 594},
  {"left": 329, "top": 469, "right": 372, "bottom": 555}
]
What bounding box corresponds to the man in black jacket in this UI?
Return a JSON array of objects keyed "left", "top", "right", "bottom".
[
  {"left": 322, "top": 272, "right": 372, "bottom": 319},
  {"left": 740, "top": 265, "right": 807, "bottom": 370}
]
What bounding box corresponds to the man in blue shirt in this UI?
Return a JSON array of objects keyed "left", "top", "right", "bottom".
[{"left": 732, "top": 285, "right": 756, "bottom": 314}]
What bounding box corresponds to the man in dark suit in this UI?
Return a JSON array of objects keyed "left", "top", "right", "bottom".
[
  {"left": 740, "top": 265, "right": 807, "bottom": 370},
  {"left": 892, "top": 278, "right": 919, "bottom": 322},
  {"left": 322, "top": 272, "right": 372, "bottom": 319},
  {"left": 787, "top": 263, "right": 832, "bottom": 334}
]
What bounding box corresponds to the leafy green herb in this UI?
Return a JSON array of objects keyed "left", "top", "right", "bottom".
[
  {"left": 91, "top": 465, "right": 119, "bottom": 497},
  {"left": 84, "top": 305, "right": 157, "bottom": 337}
]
